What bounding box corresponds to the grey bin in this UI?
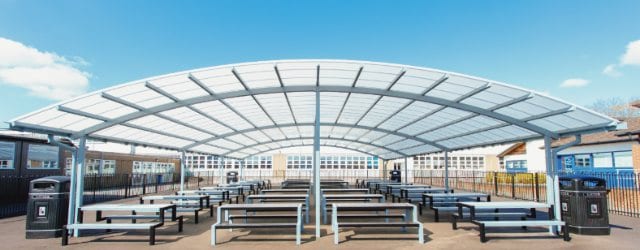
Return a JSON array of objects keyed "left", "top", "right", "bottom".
[
  {"left": 25, "top": 176, "right": 70, "bottom": 239},
  {"left": 559, "top": 175, "right": 610, "bottom": 235},
  {"left": 226, "top": 171, "right": 238, "bottom": 184},
  {"left": 389, "top": 170, "right": 401, "bottom": 183}
]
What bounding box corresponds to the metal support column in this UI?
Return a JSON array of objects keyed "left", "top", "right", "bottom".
[
  {"left": 68, "top": 150, "right": 77, "bottom": 229},
  {"left": 220, "top": 157, "right": 226, "bottom": 185},
  {"left": 313, "top": 89, "right": 321, "bottom": 238},
  {"left": 74, "top": 137, "right": 87, "bottom": 237},
  {"left": 48, "top": 135, "right": 78, "bottom": 235},
  {"left": 404, "top": 157, "right": 408, "bottom": 183},
  {"left": 543, "top": 136, "right": 555, "bottom": 234},
  {"left": 382, "top": 160, "right": 387, "bottom": 180},
  {"left": 180, "top": 151, "right": 186, "bottom": 191},
  {"left": 444, "top": 151, "right": 449, "bottom": 191},
  {"left": 239, "top": 159, "right": 244, "bottom": 181}
]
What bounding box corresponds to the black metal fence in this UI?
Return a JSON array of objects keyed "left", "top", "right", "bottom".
[
  {"left": 412, "top": 170, "right": 640, "bottom": 217},
  {"left": 3, "top": 170, "right": 639, "bottom": 218},
  {"left": 0, "top": 175, "right": 45, "bottom": 219},
  {"left": 0, "top": 172, "right": 206, "bottom": 219}
]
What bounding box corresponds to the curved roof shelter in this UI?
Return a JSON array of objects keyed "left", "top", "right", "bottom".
[{"left": 9, "top": 59, "right": 618, "bottom": 159}]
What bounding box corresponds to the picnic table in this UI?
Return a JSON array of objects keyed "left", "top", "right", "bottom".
[
  {"left": 331, "top": 202, "right": 424, "bottom": 244},
  {"left": 176, "top": 190, "right": 230, "bottom": 203},
  {"left": 423, "top": 192, "right": 490, "bottom": 208},
  {"left": 322, "top": 188, "right": 369, "bottom": 194},
  {"left": 374, "top": 182, "right": 410, "bottom": 194},
  {"left": 64, "top": 203, "right": 182, "bottom": 246},
  {"left": 387, "top": 185, "right": 430, "bottom": 201},
  {"left": 78, "top": 203, "right": 178, "bottom": 224},
  {"left": 455, "top": 201, "right": 568, "bottom": 242},
  {"left": 321, "top": 194, "right": 385, "bottom": 224},
  {"left": 201, "top": 186, "right": 245, "bottom": 200},
  {"left": 401, "top": 187, "right": 453, "bottom": 201},
  {"left": 211, "top": 203, "right": 304, "bottom": 246},
  {"left": 140, "top": 195, "right": 213, "bottom": 223},
  {"left": 140, "top": 195, "right": 210, "bottom": 209},
  {"left": 261, "top": 188, "right": 309, "bottom": 194},
  {"left": 246, "top": 194, "right": 310, "bottom": 223}
]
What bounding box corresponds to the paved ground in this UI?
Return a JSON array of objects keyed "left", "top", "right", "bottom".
[{"left": 2, "top": 193, "right": 639, "bottom": 249}]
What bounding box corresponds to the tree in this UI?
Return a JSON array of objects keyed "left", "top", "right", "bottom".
[{"left": 587, "top": 97, "right": 640, "bottom": 120}]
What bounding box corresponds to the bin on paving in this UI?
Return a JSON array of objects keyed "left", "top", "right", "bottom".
[
  {"left": 226, "top": 171, "right": 239, "bottom": 184},
  {"left": 389, "top": 170, "right": 401, "bottom": 183},
  {"left": 559, "top": 175, "right": 610, "bottom": 235},
  {"left": 25, "top": 176, "right": 71, "bottom": 239}
]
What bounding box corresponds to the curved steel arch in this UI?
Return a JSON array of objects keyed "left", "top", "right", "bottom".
[
  {"left": 241, "top": 143, "right": 390, "bottom": 160},
  {"left": 225, "top": 136, "right": 408, "bottom": 158},
  {"left": 69, "top": 85, "right": 561, "bottom": 142},
  {"left": 182, "top": 122, "right": 448, "bottom": 151}
]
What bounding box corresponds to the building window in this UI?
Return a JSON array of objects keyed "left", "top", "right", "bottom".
[
  {"left": 133, "top": 161, "right": 175, "bottom": 173},
  {"left": 0, "top": 141, "right": 16, "bottom": 169},
  {"left": 593, "top": 153, "right": 613, "bottom": 168},
  {"left": 613, "top": 151, "right": 632, "bottom": 168},
  {"left": 27, "top": 144, "right": 59, "bottom": 169},
  {"left": 506, "top": 160, "right": 527, "bottom": 172},
  {"left": 574, "top": 154, "right": 591, "bottom": 168}
]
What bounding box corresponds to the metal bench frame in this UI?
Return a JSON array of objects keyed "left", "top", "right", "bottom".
[{"left": 62, "top": 223, "right": 162, "bottom": 246}]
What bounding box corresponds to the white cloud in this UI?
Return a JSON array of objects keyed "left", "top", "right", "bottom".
[
  {"left": 0, "top": 37, "right": 90, "bottom": 100},
  {"left": 560, "top": 78, "right": 589, "bottom": 88},
  {"left": 620, "top": 40, "right": 640, "bottom": 66},
  {"left": 602, "top": 64, "right": 622, "bottom": 77},
  {"left": 602, "top": 39, "right": 640, "bottom": 77}
]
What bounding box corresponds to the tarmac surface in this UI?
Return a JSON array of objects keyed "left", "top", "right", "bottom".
[{"left": 2, "top": 191, "right": 639, "bottom": 250}]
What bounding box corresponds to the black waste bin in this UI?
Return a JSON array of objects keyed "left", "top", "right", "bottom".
[
  {"left": 226, "top": 171, "right": 238, "bottom": 184},
  {"left": 25, "top": 176, "right": 71, "bottom": 239},
  {"left": 559, "top": 175, "right": 610, "bottom": 235},
  {"left": 389, "top": 170, "right": 401, "bottom": 183}
]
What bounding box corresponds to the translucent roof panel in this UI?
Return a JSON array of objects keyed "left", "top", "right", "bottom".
[{"left": 9, "top": 59, "right": 617, "bottom": 160}]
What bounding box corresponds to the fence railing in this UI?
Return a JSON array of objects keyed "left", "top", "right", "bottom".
[
  {"left": 2, "top": 169, "right": 638, "bottom": 218},
  {"left": 0, "top": 172, "right": 196, "bottom": 219},
  {"left": 410, "top": 170, "right": 639, "bottom": 218}
]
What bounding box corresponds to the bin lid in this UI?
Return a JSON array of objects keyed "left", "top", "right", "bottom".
[{"left": 31, "top": 176, "right": 71, "bottom": 184}]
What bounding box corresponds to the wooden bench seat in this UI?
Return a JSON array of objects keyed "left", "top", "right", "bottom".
[
  {"left": 337, "top": 222, "right": 420, "bottom": 227},
  {"left": 337, "top": 214, "right": 406, "bottom": 219},
  {"left": 62, "top": 223, "right": 161, "bottom": 245},
  {"left": 430, "top": 206, "right": 497, "bottom": 222},
  {"left": 212, "top": 222, "right": 302, "bottom": 245},
  {"left": 472, "top": 220, "right": 570, "bottom": 242},
  {"left": 102, "top": 215, "right": 184, "bottom": 232},
  {"left": 214, "top": 222, "right": 298, "bottom": 228},
  {"left": 174, "top": 205, "right": 213, "bottom": 224},
  {"left": 451, "top": 212, "right": 527, "bottom": 229},
  {"left": 228, "top": 214, "right": 299, "bottom": 223}
]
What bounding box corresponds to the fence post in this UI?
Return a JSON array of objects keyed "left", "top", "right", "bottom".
[
  {"left": 92, "top": 174, "right": 97, "bottom": 203},
  {"left": 511, "top": 173, "right": 516, "bottom": 199},
  {"left": 126, "top": 174, "right": 131, "bottom": 198},
  {"left": 493, "top": 172, "right": 498, "bottom": 195},
  {"left": 534, "top": 173, "right": 540, "bottom": 202},
  {"left": 429, "top": 171, "right": 433, "bottom": 185},
  {"left": 472, "top": 171, "right": 476, "bottom": 192},
  {"left": 142, "top": 174, "right": 147, "bottom": 195},
  {"left": 155, "top": 174, "right": 159, "bottom": 193}
]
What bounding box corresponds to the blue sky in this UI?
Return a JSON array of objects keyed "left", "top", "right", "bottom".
[{"left": 1, "top": 0, "right": 639, "bottom": 127}]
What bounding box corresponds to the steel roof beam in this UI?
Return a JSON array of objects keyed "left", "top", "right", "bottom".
[
  {"left": 329, "top": 66, "right": 364, "bottom": 138},
  {"left": 71, "top": 85, "right": 561, "bottom": 140},
  {"left": 224, "top": 136, "right": 407, "bottom": 158},
  {"left": 101, "top": 89, "right": 236, "bottom": 150},
  {"left": 236, "top": 143, "right": 384, "bottom": 160},
  {"left": 181, "top": 122, "right": 448, "bottom": 151}
]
